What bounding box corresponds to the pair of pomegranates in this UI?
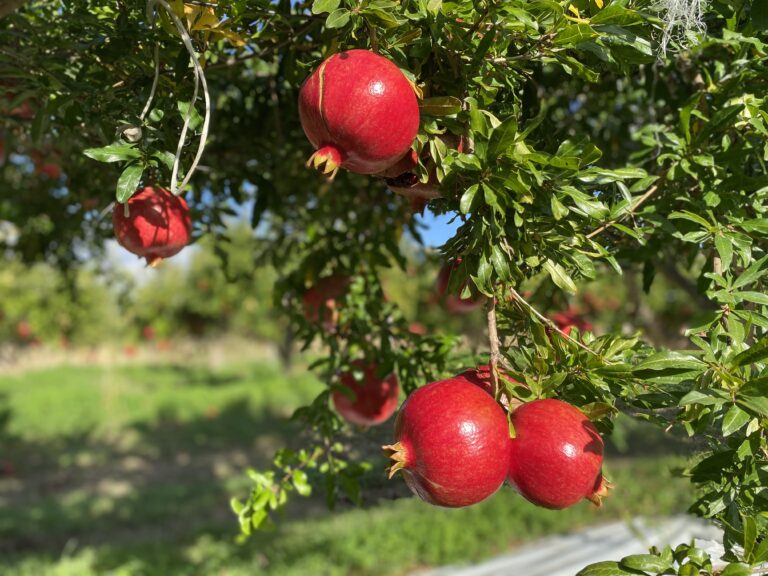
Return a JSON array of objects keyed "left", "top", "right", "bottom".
[{"left": 383, "top": 366, "right": 607, "bottom": 510}]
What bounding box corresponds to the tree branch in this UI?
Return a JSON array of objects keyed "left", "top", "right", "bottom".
[
  {"left": 508, "top": 287, "right": 610, "bottom": 361},
  {"left": 0, "top": 0, "right": 27, "bottom": 19},
  {"left": 586, "top": 183, "right": 660, "bottom": 240},
  {"left": 487, "top": 297, "right": 501, "bottom": 393}
]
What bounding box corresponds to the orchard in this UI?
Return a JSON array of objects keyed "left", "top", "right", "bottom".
[{"left": 1, "top": 0, "right": 768, "bottom": 574}]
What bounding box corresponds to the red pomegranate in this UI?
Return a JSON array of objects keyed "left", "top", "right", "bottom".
[
  {"left": 332, "top": 361, "right": 400, "bottom": 427},
  {"left": 112, "top": 186, "right": 192, "bottom": 266},
  {"left": 383, "top": 134, "right": 464, "bottom": 204},
  {"left": 298, "top": 49, "right": 420, "bottom": 177},
  {"left": 551, "top": 309, "right": 592, "bottom": 336},
  {"left": 384, "top": 377, "right": 511, "bottom": 507},
  {"left": 434, "top": 259, "right": 485, "bottom": 314},
  {"left": 302, "top": 275, "right": 350, "bottom": 330},
  {"left": 457, "top": 364, "right": 521, "bottom": 410},
  {"left": 507, "top": 398, "right": 607, "bottom": 509}
]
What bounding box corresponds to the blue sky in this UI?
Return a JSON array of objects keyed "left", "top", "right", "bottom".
[{"left": 414, "top": 210, "right": 459, "bottom": 248}]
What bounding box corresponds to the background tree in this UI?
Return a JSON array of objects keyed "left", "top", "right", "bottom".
[{"left": 1, "top": 0, "right": 767, "bottom": 573}]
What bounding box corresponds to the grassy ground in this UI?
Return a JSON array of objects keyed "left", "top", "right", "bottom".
[{"left": 0, "top": 353, "right": 697, "bottom": 576}]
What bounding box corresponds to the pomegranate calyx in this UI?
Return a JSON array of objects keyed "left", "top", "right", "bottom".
[
  {"left": 382, "top": 441, "right": 407, "bottom": 479},
  {"left": 307, "top": 146, "right": 343, "bottom": 179},
  {"left": 586, "top": 475, "right": 613, "bottom": 508}
]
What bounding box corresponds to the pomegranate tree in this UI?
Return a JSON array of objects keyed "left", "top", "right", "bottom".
[
  {"left": 384, "top": 376, "right": 511, "bottom": 507},
  {"left": 112, "top": 186, "right": 192, "bottom": 266},
  {"left": 507, "top": 398, "right": 606, "bottom": 509},
  {"left": 298, "top": 49, "right": 420, "bottom": 177},
  {"left": 332, "top": 361, "right": 399, "bottom": 427}
]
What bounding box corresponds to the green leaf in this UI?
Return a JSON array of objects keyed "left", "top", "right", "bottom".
[
  {"left": 550, "top": 195, "right": 568, "bottom": 220},
  {"left": 720, "top": 563, "right": 752, "bottom": 576},
  {"left": 715, "top": 234, "right": 733, "bottom": 271},
  {"left": 733, "top": 255, "right": 768, "bottom": 290},
  {"left": 576, "top": 561, "right": 640, "bottom": 576},
  {"left": 679, "top": 390, "right": 727, "bottom": 407},
  {"left": 722, "top": 404, "right": 750, "bottom": 436},
  {"left": 490, "top": 244, "right": 511, "bottom": 281},
  {"left": 731, "top": 335, "right": 768, "bottom": 367},
  {"left": 325, "top": 8, "right": 350, "bottom": 28},
  {"left": 311, "top": 0, "right": 340, "bottom": 14},
  {"left": 743, "top": 515, "right": 757, "bottom": 563},
  {"left": 669, "top": 211, "right": 712, "bottom": 229},
  {"left": 634, "top": 352, "right": 706, "bottom": 371},
  {"left": 115, "top": 163, "right": 145, "bottom": 203},
  {"left": 83, "top": 142, "right": 142, "bottom": 163},
  {"left": 292, "top": 469, "right": 312, "bottom": 496},
  {"left": 554, "top": 24, "right": 599, "bottom": 47},
  {"left": 590, "top": 4, "right": 644, "bottom": 26},
  {"left": 419, "top": 96, "right": 462, "bottom": 117},
  {"left": 620, "top": 553, "right": 672, "bottom": 572},
  {"left": 177, "top": 100, "right": 203, "bottom": 131},
  {"left": 152, "top": 150, "right": 175, "bottom": 171},
  {"left": 736, "top": 394, "right": 768, "bottom": 418},
  {"left": 739, "top": 218, "right": 768, "bottom": 235},
  {"left": 487, "top": 116, "right": 518, "bottom": 159},
  {"left": 460, "top": 184, "right": 479, "bottom": 214},
  {"left": 543, "top": 259, "right": 577, "bottom": 294}
]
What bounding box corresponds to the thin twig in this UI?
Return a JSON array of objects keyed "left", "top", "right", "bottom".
[
  {"left": 586, "top": 184, "right": 660, "bottom": 240},
  {"left": 487, "top": 297, "right": 501, "bottom": 394},
  {"left": 509, "top": 286, "right": 607, "bottom": 360}
]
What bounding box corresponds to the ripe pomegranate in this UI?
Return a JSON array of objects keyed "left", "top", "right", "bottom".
[
  {"left": 15, "top": 321, "right": 32, "bottom": 340},
  {"left": 507, "top": 398, "right": 607, "bottom": 509},
  {"left": 434, "top": 259, "right": 485, "bottom": 314},
  {"left": 551, "top": 309, "right": 592, "bottom": 336},
  {"left": 299, "top": 49, "right": 420, "bottom": 176},
  {"left": 383, "top": 134, "right": 463, "bottom": 204},
  {"left": 302, "top": 275, "right": 350, "bottom": 330},
  {"left": 332, "top": 361, "right": 400, "bottom": 427},
  {"left": 112, "top": 186, "right": 192, "bottom": 266},
  {"left": 384, "top": 377, "right": 511, "bottom": 507},
  {"left": 457, "top": 364, "right": 521, "bottom": 410}
]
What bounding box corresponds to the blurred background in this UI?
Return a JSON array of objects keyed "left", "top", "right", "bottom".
[{"left": 0, "top": 213, "right": 703, "bottom": 576}]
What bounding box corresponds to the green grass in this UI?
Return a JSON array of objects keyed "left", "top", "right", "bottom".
[{"left": 0, "top": 360, "right": 699, "bottom": 576}]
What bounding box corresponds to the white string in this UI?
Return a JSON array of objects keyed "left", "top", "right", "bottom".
[
  {"left": 139, "top": 42, "right": 160, "bottom": 121},
  {"left": 658, "top": 0, "right": 707, "bottom": 56},
  {"left": 146, "top": 0, "right": 212, "bottom": 195}
]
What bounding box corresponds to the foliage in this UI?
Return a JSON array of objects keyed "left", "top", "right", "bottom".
[{"left": 1, "top": 0, "right": 767, "bottom": 573}]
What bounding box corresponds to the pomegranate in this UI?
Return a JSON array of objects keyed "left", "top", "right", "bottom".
[
  {"left": 112, "top": 186, "right": 192, "bottom": 266},
  {"left": 302, "top": 274, "right": 350, "bottom": 330},
  {"left": 507, "top": 398, "right": 607, "bottom": 509},
  {"left": 332, "top": 361, "right": 400, "bottom": 427},
  {"left": 383, "top": 134, "right": 464, "bottom": 204},
  {"left": 457, "top": 364, "right": 521, "bottom": 410},
  {"left": 551, "top": 309, "right": 592, "bottom": 336},
  {"left": 434, "top": 259, "right": 485, "bottom": 314},
  {"left": 384, "top": 377, "right": 511, "bottom": 507},
  {"left": 298, "top": 49, "right": 420, "bottom": 176}
]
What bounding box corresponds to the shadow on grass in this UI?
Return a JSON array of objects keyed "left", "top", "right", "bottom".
[{"left": 0, "top": 394, "right": 310, "bottom": 562}]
